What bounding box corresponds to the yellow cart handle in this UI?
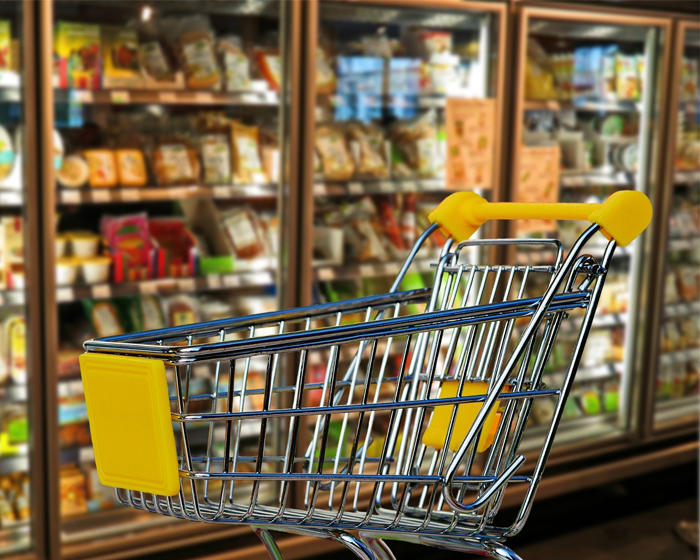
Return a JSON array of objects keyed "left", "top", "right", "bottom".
[{"left": 428, "top": 190, "right": 652, "bottom": 247}]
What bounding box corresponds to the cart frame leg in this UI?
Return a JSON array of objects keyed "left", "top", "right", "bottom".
[{"left": 253, "top": 527, "right": 284, "bottom": 560}]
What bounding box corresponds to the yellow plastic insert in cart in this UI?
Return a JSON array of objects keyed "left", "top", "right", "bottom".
[
  {"left": 428, "top": 190, "right": 652, "bottom": 246},
  {"left": 79, "top": 353, "right": 180, "bottom": 496}
]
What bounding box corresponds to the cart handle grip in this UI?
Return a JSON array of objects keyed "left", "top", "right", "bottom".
[{"left": 428, "top": 190, "right": 652, "bottom": 247}]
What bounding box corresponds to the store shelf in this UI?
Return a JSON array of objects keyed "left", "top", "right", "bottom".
[
  {"left": 314, "top": 258, "right": 435, "bottom": 282},
  {"left": 664, "top": 300, "right": 700, "bottom": 319},
  {"left": 547, "top": 361, "right": 623, "bottom": 382},
  {"left": 674, "top": 170, "right": 700, "bottom": 184},
  {"left": 668, "top": 237, "right": 697, "bottom": 252},
  {"left": 320, "top": 93, "right": 448, "bottom": 109},
  {"left": 0, "top": 191, "right": 22, "bottom": 207},
  {"left": 56, "top": 268, "right": 276, "bottom": 303},
  {"left": 314, "top": 178, "right": 460, "bottom": 196},
  {"left": 0, "top": 455, "right": 28, "bottom": 476},
  {"left": 524, "top": 98, "right": 641, "bottom": 113},
  {"left": 659, "top": 347, "right": 700, "bottom": 365},
  {"left": 560, "top": 170, "right": 634, "bottom": 188},
  {"left": 0, "top": 384, "right": 27, "bottom": 403},
  {"left": 54, "top": 87, "right": 279, "bottom": 107},
  {"left": 58, "top": 184, "right": 278, "bottom": 205},
  {"left": 0, "top": 523, "right": 30, "bottom": 556}
]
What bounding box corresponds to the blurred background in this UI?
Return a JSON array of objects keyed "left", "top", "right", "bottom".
[{"left": 0, "top": 0, "right": 695, "bottom": 559}]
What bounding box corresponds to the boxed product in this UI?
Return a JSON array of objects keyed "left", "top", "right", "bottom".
[
  {"left": 101, "top": 214, "right": 153, "bottom": 281},
  {"left": 218, "top": 36, "right": 250, "bottom": 91},
  {"left": 54, "top": 22, "right": 101, "bottom": 90},
  {"left": 163, "top": 15, "right": 221, "bottom": 91},
  {"left": 101, "top": 26, "right": 143, "bottom": 89},
  {"left": 0, "top": 21, "right": 11, "bottom": 72},
  {"left": 148, "top": 218, "right": 198, "bottom": 278}
]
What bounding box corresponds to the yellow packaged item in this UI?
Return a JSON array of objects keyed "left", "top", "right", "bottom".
[
  {"left": 115, "top": 149, "right": 147, "bottom": 187},
  {"left": 230, "top": 122, "right": 265, "bottom": 184},
  {"left": 83, "top": 150, "right": 118, "bottom": 188}
]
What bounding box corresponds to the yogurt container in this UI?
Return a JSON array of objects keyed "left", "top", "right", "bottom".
[
  {"left": 80, "top": 256, "right": 111, "bottom": 284},
  {"left": 67, "top": 232, "right": 101, "bottom": 258},
  {"left": 55, "top": 235, "right": 67, "bottom": 258},
  {"left": 56, "top": 257, "right": 79, "bottom": 285}
]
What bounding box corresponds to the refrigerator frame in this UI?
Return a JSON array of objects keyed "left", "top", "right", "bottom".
[
  {"left": 508, "top": 4, "right": 673, "bottom": 458},
  {"left": 641, "top": 17, "right": 700, "bottom": 440}
]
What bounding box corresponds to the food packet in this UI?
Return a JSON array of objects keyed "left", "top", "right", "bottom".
[
  {"left": 163, "top": 15, "right": 221, "bottom": 90},
  {"left": 151, "top": 138, "right": 200, "bottom": 185},
  {"left": 615, "top": 54, "right": 639, "bottom": 100},
  {"left": 200, "top": 132, "right": 232, "bottom": 185},
  {"left": 82, "top": 299, "right": 125, "bottom": 338},
  {"left": 230, "top": 122, "right": 265, "bottom": 184},
  {"left": 163, "top": 295, "right": 200, "bottom": 327},
  {"left": 220, "top": 207, "right": 267, "bottom": 259},
  {"left": 218, "top": 35, "right": 250, "bottom": 91},
  {"left": 315, "top": 125, "right": 355, "bottom": 182},
  {"left": 346, "top": 123, "right": 388, "bottom": 179},
  {"left": 316, "top": 46, "right": 336, "bottom": 94},
  {"left": 260, "top": 129, "right": 280, "bottom": 183},
  {"left": 255, "top": 48, "right": 282, "bottom": 91},
  {"left": 388, "top": 112, "right": 439, "bottom": 178},
  {"left": 127, "top": 296, "right": 165, "bottom": 332}
]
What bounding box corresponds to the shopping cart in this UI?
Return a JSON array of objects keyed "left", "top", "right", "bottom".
[{"left": 80, "top": 191, "right": 651, "bottom": 560}]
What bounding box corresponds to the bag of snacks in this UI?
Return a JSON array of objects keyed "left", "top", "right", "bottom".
[
  {"left": 315, "top": 125, "right": 355, "bottom": 182},
  {"left": 218, "top": 35, "right": 250, "bottom": 91},
  {"left": 220, "top": 207, "right": 268, "bottom": 259},
  {"left": 200, "top": 133, "right": 231, "bottom": 185},
  {"left": 230, "top": 122, "right": 265, "bottom": 184},
  {"left": 163, "top": 15, "right": 221, "bottom": 90},
  {"left": 346, "top": 123, "right": 388, "bottom": 179},
  {"left": 388, "top": 113, "right": 439, "bottom": 178},
  {"left": 151, "top": 138, "right": 200, "bottom": 185}
]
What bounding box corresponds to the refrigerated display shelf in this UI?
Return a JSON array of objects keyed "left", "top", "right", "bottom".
[
  {"left": 515, "top": 245, "right": 631, "bottom": 265},
  {"left": 524, "top": 98, "right": 642, "bottom": 113},
  {"left": 314, "top": 178, "right": 459, "bottom": 196},
  {"left": 0, "top": 191, "right": 22, "bottom": 207},
  {"left": 320, "top": 93, "right": 448, "bottom": 110},
  {"left": 664, "top": 300, "right": 700, "bottom": 318},
  {"left": 0, "top": 455, "right": 28, "bottom": 476},
  {"left": 658, "top": 347, "right": 700, "bottom": 365},
  {"left": 654, "top": 394, "right": 699, "bottom": 426},
  {"left": 560, "top": 170, "right": 634, "bottom": 188},
  {"left": 674, "top": 170, "right": 700, "bottom": 184},
  {"left": 523, "top": 411, "right": 619, "bottom": 451},
  {"left": 668, "top": 237, "right": 698, "bottom": 252},
  {"left": 0, "top": 523, "right": 30, "bottom": 556},
  {"left": 546, "top": 361, "right": 623, "bottom": 382},
  {"left": 58, "top": 184, "right": 278, "bottom": 205},
  {"left": 0, "top": 385, "right": 27, "bottom": 403},
  {"left": 314, "top": 258, "right": 436, "bottom": 282},
  {"left": 55, "top": 270, "right": 276, "bottom": 303},
  {"left": 54, "top": 88, "right": 280, "bottom": 107}
]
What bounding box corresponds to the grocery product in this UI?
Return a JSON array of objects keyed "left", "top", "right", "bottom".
[
  {"left": 80, "top": 256, "right": 111, "bottom": 284},
  {"left": 127, "top": 296, "right": 165, "bottom": 332},
  {"left": 136, "top": 19, "right": 181, "bottom": 88},
  {"left": 56, "top": 258, "right": 79, "bottom": 286},
  {"left": 149, "top": 218, "right": 196, "bottom": 277},
  {"left": 615, "top": 54, "right": 640, "bottom": 100},
  {"left": 165, "top": 15, "right": 221, "bottom": 90},
  {"left": 57, "top": 155, "right": 89, "bottom": 188},
  {"left": 0, "top": 21, "right": 11, "bottom": 71},
  {"left": 681, "top": 57, "right": 699, "bottom": 100},
  {"left": 200, "top": 133, "right": 231, "bottom": 185},
  {"left": 221, "top": 207, "right": 267, "bottom": 259},
  {"left": 255, "top": 49, "right": 282, "bottom": 91},
  {"left": 55, "top": 235, "right": 67, "bottom": 258},
  {"left": 67, "top": 232, "right": 100, "bottom": 258},
  {"left": 218, "top": 36, "right": 250, "bottom": 91},
  {"left": 101, "top": 213, "right": 151, "bottom": 272},
  {"left": 163, "top": 295, "right": 199, "bottom": 327},
  {"left": 315, "top": 125, "right": 355, "bottom": 182},
  {"left": 388, "top": 114, "right": 439, "bottom": 178},
  {"left": 53, "top": 129, "right": 64, "bottom": 172},
  {"left": 83, "top": 149, "right": 118, "bottom": 188},
  {"left": 115, "top": 149, "right": 147, "bottom": 187},
  {"left": 0, "top": 126, "right": 14, "bottom": 182},
  {"left": 0, "top": 217, "right": 23, "bottom": 290},
  {"left": 230, "top": 122, "right": 266, "bottom": 184},
  {"left": 101, "top": 26, "right": 143, "bottom": 89},
  {"left": 260, "top": 129, "right": 280, "bottom": 183},
  {"left": 676, "top": 266, "right": 699, "bottom": 302},
  {"left": 59, "top": 467, "right": 88, "bottom": 516},
  {"left": 83, "top": 299, "right": 124, "bottom": 338},
  {"left": 54, "top": 22, "right": 101, "bottom": 90},
  {"left": 5, "top": 316, "right": 24, "bottom": 385},
  {"left": 346, "top": 123, "right": 388, "bottom": 179},
  {"left": 152, "top": 140, "right": 200, "bottom": 186},
  {"left": 316, "top": 46, "right": 336, "bottom": 94}
]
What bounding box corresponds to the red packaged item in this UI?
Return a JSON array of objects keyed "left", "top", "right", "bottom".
[
  {"left": 148, "top": 218, "right": 198, "bottom": 278},
  {"left": 377, "top": 196, "right": 404, "bottom": 251},
  {"left": 255, "top": 49, "right": 282, "bottom": 91},
  {"left": 100, "top": 213, "right": 153, "bottom": 282}
]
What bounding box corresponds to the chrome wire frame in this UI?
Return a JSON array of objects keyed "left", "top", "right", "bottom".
[{"left": 86, "top": 224, "right": 615, "bottom": 558}]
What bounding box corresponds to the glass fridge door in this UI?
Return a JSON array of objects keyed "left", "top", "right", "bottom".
[
  {"left": 0, "top": 1, "right": 37, "bottom": 556},
  {"left": 652, "top": 22, "right": 700, "bottom": 430},
  {"left": 49, "top": 0, "right": 295, "bottom": 554},
  {"left": 512, "top": 8, "right": 669, "bottom": 451}
]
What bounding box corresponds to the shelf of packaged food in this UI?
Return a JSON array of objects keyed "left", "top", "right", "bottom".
[
  {"left": 523, "top": 411, "right": 619, "bottom": 450},
  {"left": 560, "top": 170, "right": 634, "bottom": 188},
  {"left": 679, "top": 99, "right": 700, "bottom": 113},
  {"left": 659, "top": 348, "right": 700, "bottom": 365},
  {"left": 314, "top": 258, "right": 436, "bottom": 282},
  {"left": 0, "top": 523, "right": 30, "bottom": 555},
  {"left": 0, "top": 385, "right": 27, "bottom": 403},
  {"left": 319, "top": 93, "right": 448, "bottom": 110},
  {"left": 668, "top": 237, "right": 697, "bottom": 252},
  {"left": 56, "top": 269, "right": 276, "bottom": 304},
  {"left": 664, "top": 300, "right": 700, "bottom": 319},
  {"left": 515, "top": 244, "right": 630, "bottom": 265},
  {"left": 54, "top": 88, "right": 279, "bottom": 107},
  {"left": 546, "top": 361, "right": 623, "bottom": 382},
  {"left": 58, "top": 184, "right": 278, "bottom": 205},
  {"left": 314, "top": 178, "right": 463, "bottom": 196},
  {"left": 0, "top": 455, "right": 28, "bottom": 476},
  {"left": 0, "top": 191, "right": 22, "bottom": 207},
  {"left": 674, "top": 170, "right": 700, "bottom": 184},
  {"left": 524, "top": 98, "right": 641, "bottom": 113}
]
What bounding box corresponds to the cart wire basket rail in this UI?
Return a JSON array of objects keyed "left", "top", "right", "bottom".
[{"left": 80, "top": 191, "right": 651, "bottom": 560}]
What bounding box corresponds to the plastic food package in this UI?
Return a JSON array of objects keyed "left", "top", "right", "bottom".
[
  {"left": 0, "top": 126, "right": 14, "bottom": 182},
  {"left": 346, "top": 123, "right": 388, "bottom": 179},
  {"left": 315, "top": 125, "right": 355, "bottom": 182},
  {"left": 83, "top": 299, "right": 124, "bottom": 338},
  {"left": 200, "top": 133, "right": 231, "bottom": 185},
  {"left": 83, "top": 149, "right": 118, "bottom": 188},
  {"left": 163, "top": 295, "right": 200, "bottom": 327},
  {"left": 0, "top": 21, "right": 11, "bottom": 71},
  {"left": 255, "top": 49, "right": 282, "bottom": 91},
  {"left": 115, "top": 149, "right": 147, "bottom": 187},
  {"left": 101, "top": 213, "right": 151, "bottom": 271},
  {"left": 57, "top": 155, "right": 89, "bottom": 188},
  {"left": 676, "top": 267, "right": 699, "bottom": 302},
  {"left": 54, "top": 22, "right": 101, "bottom": 90},
  {"left": 163, "top": 15, "right": 221, "bottom": 90},
  {"left": 220, "top": 207, "right": 267, "bottom": 259},
  {"left": 615, "top": 54, "right": 640, "bottom": 100},
  {"left": 230, "top": 122, "right": 265, "bottom": 184},
  {"left": 101, "top": 26, "right": 143, "bottom": 89},
  {"left": 218, "top": 35, "right": 250, "bottom": 91},
  {"left": 388, "top": 114, "right": 439, "bottom": 178},
  {"left": 260, "top": 129, "right": 280, "bottom": 183},
  {"left": 127, "top": 296, "right": 165, "bottom": 332},
  {"left": 136, "top": 19, "right": 180, "bottom": 87},
  {"left": 316, "top": 46, "right": 336, "bottom": 94},
  {"left": 152, "top": 140, "right": 200, "bottom": 185},
  {"left": 681, "top": 57, "right": 699, "bottom": 100}
]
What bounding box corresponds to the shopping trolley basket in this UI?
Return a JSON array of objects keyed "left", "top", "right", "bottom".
[{"left": 80, "top": 191, "right": 651, "bottom": 560}]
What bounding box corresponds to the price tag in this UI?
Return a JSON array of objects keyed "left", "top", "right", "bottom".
[
  {"left": 378, "top": 181, "right": 393, "bottom": 193},
  {"left": 56, "top": 287, "right": 73, "bottom": 302},
  {"left": 348, "top": 182, "right": 363, "bottom": 195},
  {"left": 317, "top": 268, "right": 334, "bottom": 281},
  {"left": 120, "top": 189, "right": 140, "bottom": 202},
  {"left": 223, "top": 275, "right": 241, "bottom": 288},
  {"left": 61, "top": 190, "right": 81, "bottom": 204},
  {"left": 360, "top": 264, "right": 375, "bottom": 276},
  {"left": 91, "top": 284, "right": 111, "bottom": 299},
  {"left": 178, "top": 278, "right": 196, "bottom": 292},
  {"left": 91, "top": 190, "right": 111, "bottom": 203},
  {"left": 139, "top": 281, "right": 158, "bottom": 295},
  {"left": 213, "top": 186, "right": 230, "bottom": 199},
  {"left": 195, "top": 92, "right": 213, "bottom": 103},
  {"left": 207, "top": 275, "right": 222, "bottom": 289},
  {"left": 110, "top": 90, "right": 131, "bottom": 104},
  {"left": 79, "top": 447, "right": 95, "bottom": 462},
  {"left": 159, "top": 92, "right": 177, "bottom": 103},
  {"left": 70, "top": 90, "right": 93, "bottom": 103}
]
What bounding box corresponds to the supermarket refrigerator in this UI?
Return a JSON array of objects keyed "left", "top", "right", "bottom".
[
  {"left": 508, "top": 6, "right": 671, "bottom": 457},
  {"left": 34, "top": 1, "right": 305, "bottom": 558},
  {"left": 293, "top": 0, "right": 508, "bottom": 515},
  {"left": 643, "top": 19, "right": 700, "bottom": 436}
]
